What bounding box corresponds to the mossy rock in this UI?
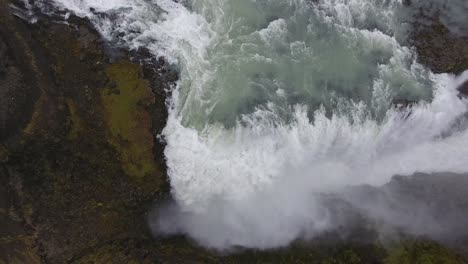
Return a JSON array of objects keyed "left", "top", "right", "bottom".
[
  {"left": 0, "top": 235, "right": 40, "bottom": 264},
  {"left": 385, "top": 240, "right": 466, "bottom": 264},
  {"left": 101, "top": 61, "right": 162, "bottom": 182}
]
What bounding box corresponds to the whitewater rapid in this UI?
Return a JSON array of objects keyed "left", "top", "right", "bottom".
[{"left": 38, "top": 0, "right": 468, "bottom": 248}]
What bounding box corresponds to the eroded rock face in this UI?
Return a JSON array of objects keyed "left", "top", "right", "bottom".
[
  {"left": 0, "top": 1, "right": 176, "bottom": 262},
  {"left": 0, "top": 37, "right": 6, "bottom": 72},
  {"left": 0, "top": 34, "right": 38, "bottom": 141}
]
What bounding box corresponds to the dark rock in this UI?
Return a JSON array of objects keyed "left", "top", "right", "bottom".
[
  {"left": 402, "top": 0, "right": 411, "bottom": 6},
  {"left": 0, "top": 20, "right": 40, "bottom": 142},
  {"left": 0, "top": 37, "right": 7, "bottom": 74},
  {"left": 458, "top": 80, "right": 468, "bottom": 97},
  {"left": 406, "top": 5, "right": 468, "bottom": 74}
]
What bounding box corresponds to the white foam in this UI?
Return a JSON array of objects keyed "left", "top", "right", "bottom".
[
  {"left": 164, "top": 72, "right": 468, "bottom": 208},
  {"left": 159, "top": 72, "right": 468, "bottom": 249},
  {"left": 45, "top": 0, "right": 133, "bottom": 16}
]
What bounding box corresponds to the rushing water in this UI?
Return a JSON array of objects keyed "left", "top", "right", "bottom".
[{"left": 39, "top": 0, "right": 468, "bottom": 249}]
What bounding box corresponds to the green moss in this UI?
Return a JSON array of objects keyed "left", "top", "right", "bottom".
[
  {"left": 385, "top": 240, "right": 465, "bottom": 264},
  {"left": 0, "top": 235, "right": 41, "bottom": 264},
  {"left": 66, "top": 99, "right": 84, "bottom": 139},
  {"left": 72, "top": 245, "right": 143, "bottom": 264},
  {"left": 23, "top": 95, "right": 44, "bottom": 136},
  {"left": 216, "top": 243, "right": 386, "bottom": 264},
  {"left": 101, "top": 61, "right": 160, "bottom": 180},
  {"left": 0, "top": 144, "right": 9, "bottom": 163}
]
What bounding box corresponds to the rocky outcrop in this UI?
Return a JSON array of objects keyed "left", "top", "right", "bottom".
[
  {"left": 410, "top": 21, "right": 468, "bottom": 75},
  {"left": 0, "top": 0, "right": 176, "bottom": 262},
  {"left": 403, "top": 2, "right": 468, "bottom": 97}
]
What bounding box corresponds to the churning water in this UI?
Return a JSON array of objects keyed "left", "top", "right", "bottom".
[{"left": 39, "top": 0, "right": 468, "bottom": 249}]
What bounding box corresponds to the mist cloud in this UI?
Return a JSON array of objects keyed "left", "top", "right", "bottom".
[{"left": 152, "top": 171, "right": 468, "bottom": 249}]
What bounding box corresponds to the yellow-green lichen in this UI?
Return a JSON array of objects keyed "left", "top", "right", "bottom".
[
  {"left": 23, "top": 95, "right": 45, "bottom": 136},
  {"left": 0, "top": 144, "right": 9, "bottom": 163},
  {"left": 71, "top": 245, "right": 143, "bottom": 264},
  {"left": 385, "top": 241, "right": 465, "bottom": 264},
  {"left": 0, "top": 235, "right": 41, "bottom": 264},
  {"left": 100, "top": 61, "right": 159, "bottom": 180},
  {"left": 66, "top": 99, "right": 84, "bottom": 139}
]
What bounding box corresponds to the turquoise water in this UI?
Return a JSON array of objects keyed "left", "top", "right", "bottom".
[{"left": 175, "top": 0, "right": 432, "bottom": 128}]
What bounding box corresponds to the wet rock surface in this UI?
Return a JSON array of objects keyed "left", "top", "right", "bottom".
[
  {"left": 1, "top": 0, "right": 468, "bottom": 263},
  {"left": 410, "top": 21, "right": 468, "bottom": 75},
  {"left": 401, "top": 1, "right": 468, "bottom": 100},
  {"left": 342, "top": 173, "right": 468, "bottom": 244},
  {"left": 403, "top": 1, "right": 468, "bottom": 98},
  {"left": 459, "top": 80, "right": 468, "bottom": 96}
]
